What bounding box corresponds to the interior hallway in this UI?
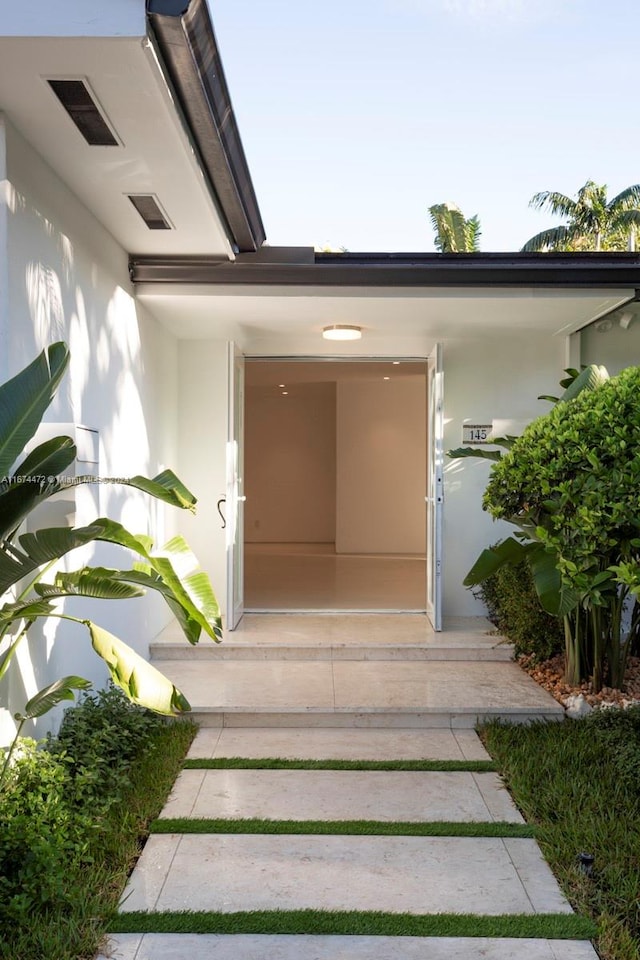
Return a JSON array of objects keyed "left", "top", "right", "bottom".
[{"left": 244, "top": 542, "right": 426, "bottom": 611}]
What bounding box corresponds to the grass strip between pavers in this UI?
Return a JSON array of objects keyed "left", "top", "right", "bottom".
[
  {"left": 109, "top": 910, "right": 596, "bottom": 939},
  {"left": 183, "top": 757, "right": 497, "bottom": 771},
  {"left": 151, "top": 817, "right": 536, "bottom": 838}
]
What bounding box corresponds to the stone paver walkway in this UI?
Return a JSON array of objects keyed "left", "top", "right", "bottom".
[{"left": 99, "top": 617, "right": 596, "bottom": 959}]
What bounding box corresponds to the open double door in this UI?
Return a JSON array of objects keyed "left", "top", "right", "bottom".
[{"left": 225, "top": 343, "right": 443, "bottom": 631}]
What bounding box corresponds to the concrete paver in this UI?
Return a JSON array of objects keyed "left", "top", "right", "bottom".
[
  {"left": 150, "top": 659, "right": 563, "bottom": 723},
  {"left": 160, "top": 769, "right": 523, "bottom": 822},
  {"left": 105, "top": 618, "right": 596, "bottom": 960},
  {"left": 120, "top": 835, "right": 572, "bottom": 915},
  {"left": 186, "top": 727, "right": 491, "bottom": 760},
  {"left": 98, "top": 934, "right": 598, "bottom": 960}
]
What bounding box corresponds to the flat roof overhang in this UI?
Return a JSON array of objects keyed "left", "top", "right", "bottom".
[
  {"left": 131, "top": 250, "right": 639, "bottom": 346},
  {"left": 130, "top": 250, "right": 640, "bottom": 288}
]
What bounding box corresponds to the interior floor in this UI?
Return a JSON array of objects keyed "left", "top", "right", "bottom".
[{"left": 244, "top": 542, "right": 426, "bottom": 611}]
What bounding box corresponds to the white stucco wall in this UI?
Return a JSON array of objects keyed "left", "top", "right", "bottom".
[
  {"left": 581, "top": 318, "right": 640, "bottom": 375},
  {"left": 0, "top": 116, "right": 180, "bottom": 742},
  {"left": 442, "top": 333, "right": 566, "bottom": 616}
]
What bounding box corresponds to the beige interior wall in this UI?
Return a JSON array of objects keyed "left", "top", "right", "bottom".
[
  {"left": 244, "top": 381, "right": 336, "bottom": 542},
  {"left": 335, "top": 377, "right": 426, "bottom": 554}
]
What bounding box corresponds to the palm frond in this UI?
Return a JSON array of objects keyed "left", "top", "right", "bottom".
[
  {"left": 521, "top": 225, "right": 572, "bottom": 252},
  {"left": 528, "top": 191, "right": 577, "bottom": 218}
]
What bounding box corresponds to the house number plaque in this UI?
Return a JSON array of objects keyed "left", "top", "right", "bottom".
[{"left": 462, "top": 424, "right": 493, "bottom": 444}]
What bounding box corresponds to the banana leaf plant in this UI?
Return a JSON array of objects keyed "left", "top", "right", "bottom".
[{"left": 0, "top": 342, "right": 222, "bottom": 736}]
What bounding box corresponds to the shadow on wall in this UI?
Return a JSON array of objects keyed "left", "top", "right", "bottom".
[{"left": 1, "top": 133, "right": 180, "bottom": 741}]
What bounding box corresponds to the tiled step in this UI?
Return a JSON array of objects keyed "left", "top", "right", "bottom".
[
  {"left": 150, "top": 640, "right": 514, "bottom": 661},
  {"left": 150, "top": 614, "right": 514, "bottom": 663},
  {"left": 186, "top": 727, "right": 490, "bottom": 760},
  {"left": 160, "top": 769, "right": 524, "bottom": 823},
  {"left": 100, "top": 933, "right": 598, "bottom": 960},
  {"left": 150, "top": 659, "right": 564, "bottom": 728},
  {"left": 119, "top": 834, "right": 572, "bottom": 915}
]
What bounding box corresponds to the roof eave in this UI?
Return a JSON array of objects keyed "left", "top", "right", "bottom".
[
  {"left": 129, "top": 250, "right": 640, "bottom": 288},
  {"left": 146, "top": 0, "right": 266, "bottom": 253}
]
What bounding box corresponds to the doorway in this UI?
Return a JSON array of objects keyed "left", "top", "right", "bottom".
[{"left": 243, "top": 359, "right": 428, "bottom": 611}]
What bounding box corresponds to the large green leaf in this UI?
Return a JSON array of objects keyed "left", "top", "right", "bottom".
[
  {"left": 85, "top": 523, "right": 222, "bottom": 642},
  {"left": 35, "top": 570, "right": 145, "bottom": 601},
  {"left": 558, "top": 364, "right": 609, "bottom": 403},
  {"left": 15, "top": 675, "right": 92, "bottom": 722},
  {"left": 89, "top": 623, "right": 190, "bottom": 715},
  {"left": 0, "top": 520, "right": 222, "bottom": 643},
  {"left": 447, "top": 447, "right": 502, "bottom": 462},
  {"left": 529, "top": 547, "right": 579, "bottom": 617},
  {"left": 0, "top": 343, "right": 69, "bottom": 476},
  {"left": 13, "top": 435, "right": 76, "bottom": 481},
  {"left": 0, "top": 524, "right": 102, "bottom": 593},
  {"left": 463, "top": 537, "right": 532, "bottom": 586},
  {"left": 122, "top": 470, "right": 198, "bottom": 512},
  {"left": 0, "top": 476, "right": 64, "bottom": 543}
]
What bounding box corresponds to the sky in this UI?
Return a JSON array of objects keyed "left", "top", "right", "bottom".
[{"left": 211, "top": 0, "right": 640, "bottom": 253}]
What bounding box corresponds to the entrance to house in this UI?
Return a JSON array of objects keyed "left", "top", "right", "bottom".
[{"left": 238, "top": 357, "right": 440, "bottom": 619}]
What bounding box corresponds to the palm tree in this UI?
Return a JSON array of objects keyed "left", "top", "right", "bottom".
[
  {"left": 428, "top": 202, "right": 481, "bottom": 252},
  {"left": 521, "top": 180, "right": 640, "bottom": 252}
]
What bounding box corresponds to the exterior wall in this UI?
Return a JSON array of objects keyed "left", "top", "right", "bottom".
[
  {"left": 581, "top": 319, "right": 640, "bottom": 375},
  {"left": 0, "top": 116, "right": 180, "bottom": 743},
  {"left": 245, "top": 382, "right": 336, "bottom": 543},
  {"left": 442, "top": 334, "right": 566, "bottom": 616},
  {"left": 336, "top": 377, "right": 426, "bottom": 555}
]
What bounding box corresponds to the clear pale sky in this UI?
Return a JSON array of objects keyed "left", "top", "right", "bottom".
[{"left": 212, "top": 0, "right": 640, "bottom": 253}]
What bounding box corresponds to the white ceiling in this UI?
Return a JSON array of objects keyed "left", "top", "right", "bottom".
[
  {"left": 0, "top": 35, "right": 233, "bottom": 257},
  {"left": 136, "top": 283, "right": 634, "bottom": 349}
]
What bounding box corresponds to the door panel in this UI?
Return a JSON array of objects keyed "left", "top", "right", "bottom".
[
  {"left": 226, "top": 343, "right": 245, "bottom": 630},
  {"left": 426, "top": 343, "right": 444, "bottom": 631}
]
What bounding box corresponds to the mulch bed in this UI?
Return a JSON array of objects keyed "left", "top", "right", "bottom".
[{"left": 518, "top": 653, "right": 640, "bottom": 709}]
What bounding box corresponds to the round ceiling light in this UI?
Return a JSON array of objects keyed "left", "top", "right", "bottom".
[{"left": 322, "top": 325, "right": 362, "bottom": 341}]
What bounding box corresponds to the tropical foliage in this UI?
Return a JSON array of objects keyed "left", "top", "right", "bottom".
[
  {"left": 521, "top": 179, "right": 640, "bottom": 252},
  {"left": 428, "top": 202, "right": 481, "bottom": 252},
  {"left": 450, "top": 365, "right": 640, "bottom": 691},
  {"left": 0, "top": 342, "right": 222, "bottom": 744}
]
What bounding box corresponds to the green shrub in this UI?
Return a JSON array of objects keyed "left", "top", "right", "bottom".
[
  {"left": 586, "top": 704, "right": 640, "bottom": 791},
  {"left": 483, "top": 365, "right": 640, "bottom": 689},
  {"left": 0, "top": 740, "right": 93, "bottom": 924},
  {"left": 0, "top": 686, "right": 166, "bottom": 926},
  {"left": 50, "top": 685, "right": 163, "bottom": 812},
  {"left": 476, "top": 553, "right": 563, "bottom": 660}
]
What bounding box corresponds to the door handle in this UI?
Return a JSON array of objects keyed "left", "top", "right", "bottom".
[{"left": 216, "top": 497, "right": 226, "bottom": 529}]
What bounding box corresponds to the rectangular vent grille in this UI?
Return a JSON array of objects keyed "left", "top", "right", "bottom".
[
  {"left": 48, "top": 79, "right": 118, "bottom": 147},
  {"left": 128, "top": 195, "right": 172, "bottom": 231}
]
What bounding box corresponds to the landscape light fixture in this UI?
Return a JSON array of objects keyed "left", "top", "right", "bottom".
[{"left": 322, "top": 325, "right": 362, "bottom": 341}]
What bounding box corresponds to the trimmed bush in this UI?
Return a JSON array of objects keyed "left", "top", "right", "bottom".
[{"left": 476, "top": 554, "right": 563, "bottom": 660}]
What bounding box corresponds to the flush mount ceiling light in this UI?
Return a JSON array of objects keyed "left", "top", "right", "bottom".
[{"left": 322, "top": 325, "right": 362, "bottom": 341}]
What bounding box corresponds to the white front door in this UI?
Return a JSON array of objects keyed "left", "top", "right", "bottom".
[
  {"left": 226, "top": 342, "right": 245, "bottom": 630},
  {"left": 426, "top": 343, "right": 444, "bottom": 631}
]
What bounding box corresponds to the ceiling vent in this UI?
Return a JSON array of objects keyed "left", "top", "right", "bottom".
[
  {"left": 47, "top": 79, "right": 119, "bottom": 146},
  {"left": 128, "top": 195, "right": 172, "bottom": 231}
]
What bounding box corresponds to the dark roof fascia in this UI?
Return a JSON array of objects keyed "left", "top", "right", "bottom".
[
  {"left": 146, "top": 0, "right": 266, "bottom": 253},
  {"left": 130, "top": 250, "right": 640, "bottom": 288}
]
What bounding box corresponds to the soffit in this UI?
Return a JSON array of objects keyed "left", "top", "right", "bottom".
[
  {"left": 0, "top": 35, "right": 234, "bottom": 257},
  {"left": 136, "top": 283, "right": 634, "bottom": 345}
]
